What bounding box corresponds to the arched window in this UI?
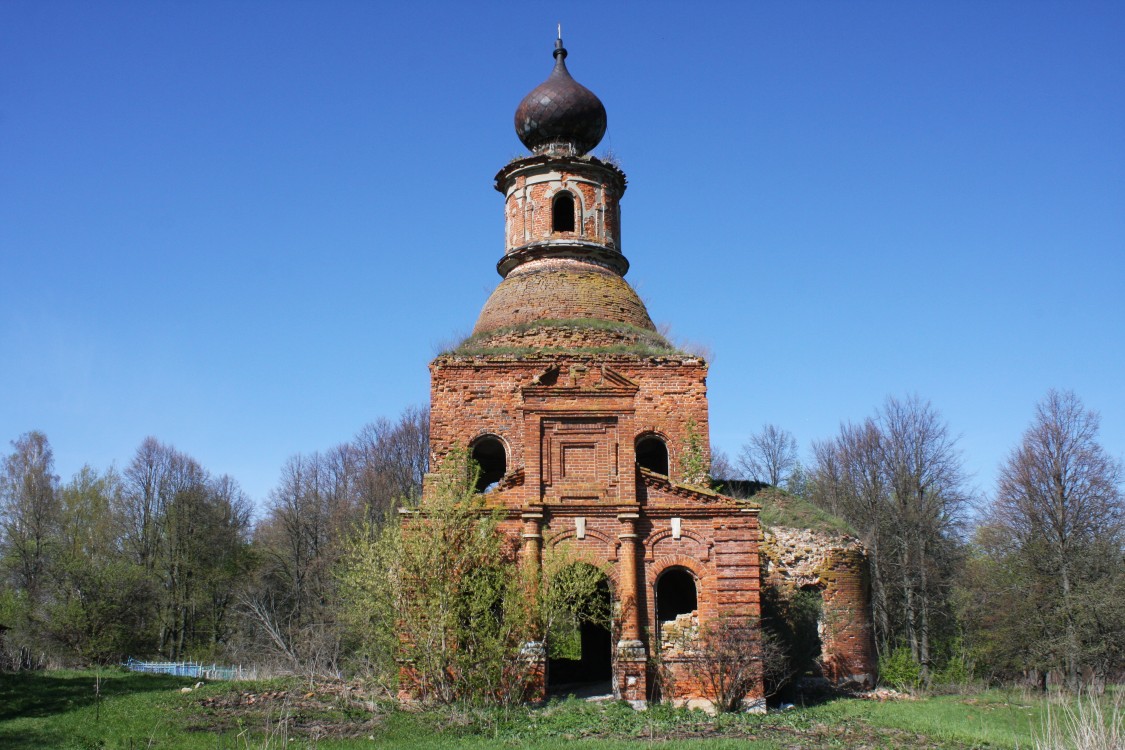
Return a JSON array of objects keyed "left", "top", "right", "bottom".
[
  {"left": 552, "top": 191, "right": 576, "bottom": 232},
  {"left": 636, "top": 434, "right": 669, "bottom": 475},
  {"left": 470, "top": 435, "right": 507, "bottom": 493},
  {"left": 656, "top": 567, "right": 698, "bottom": 623}
]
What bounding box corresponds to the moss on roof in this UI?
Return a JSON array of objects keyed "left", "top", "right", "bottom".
[{"left": 447, "top": 318, "right": 682, "bottom": 357}]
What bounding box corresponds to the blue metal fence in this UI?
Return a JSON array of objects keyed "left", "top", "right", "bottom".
[{"left": 123, "top": 658, "right": 246, "bottom": 680}]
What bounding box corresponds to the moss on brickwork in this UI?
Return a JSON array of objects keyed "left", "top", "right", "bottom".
[
  {"left": 474, "top": 262, "right": 657, "bottom": 335},
  {"left": 449, "top": 318, "right": 681, "bottom": 357}
]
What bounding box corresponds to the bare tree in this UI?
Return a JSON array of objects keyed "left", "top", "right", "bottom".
[
  {"left": 690, "top": 616, "right": 790, "bottom": 712},
  {"left": 353, "top": 405, "right": 429, "bottom": 518},
  {"left": 245, "top": 405, "right": 429, "bottom": 674},
  {"left": 738, "top": 424, "right": 798, "bottom": 487},
  {"left": 709, "top": 448, "right": 736, "bottom": 483},
  {"left": 249, "top": 450, "right": 350, "bottom": 673},
  {"left": 809, "top": 396, "right": 969, "bottom": 673},
  {"left": 991, "top": 389, "right": 1124, "bottom": 690},
  {"left": 811, "top": 420, "right": 893, "bottom": 652},
  {"left": 880, "top": 395, "right": 968, "bottom": 673},
  {"left": 119, "top": 436, "right": 172, "bottom": 573}
]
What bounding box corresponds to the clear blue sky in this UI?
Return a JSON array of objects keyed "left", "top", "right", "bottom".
[{"left": 3, "top": 2, "right": 1122, "bottom": 510}]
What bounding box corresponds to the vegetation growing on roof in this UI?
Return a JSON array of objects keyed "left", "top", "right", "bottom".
[
  {"left": 447, "top": 318, "right": 682, "bottom": 357},
  {"left": 750, "top": 486, "right": 856, "bottom": 537}
]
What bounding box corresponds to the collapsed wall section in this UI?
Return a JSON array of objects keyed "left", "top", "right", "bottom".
[{"left": 761, "top": 526, "right": 877, "bottom": 688}]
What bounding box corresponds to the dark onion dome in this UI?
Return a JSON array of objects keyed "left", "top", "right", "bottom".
[{"left": 515, "top": 37, "right": 607, "bottom": 156}]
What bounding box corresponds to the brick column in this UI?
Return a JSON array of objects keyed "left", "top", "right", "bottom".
[
  {"left": 518, "top": 510, "right": 546, "bottom": 701},
  {"left": 616, "top": 511, "right": 647, "bottom": 706},
  {"left": 521, "top": 510, "right": 544, "bottom": 574}
]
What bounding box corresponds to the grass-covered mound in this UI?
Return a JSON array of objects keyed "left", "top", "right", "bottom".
[
  {"left": 717, "top": 482, "right": 855, "bottom": 537},
  {"left": 755, "top": 487, "right": 855, "bottom": 537}
]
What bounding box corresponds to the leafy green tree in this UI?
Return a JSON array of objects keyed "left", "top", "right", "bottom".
[
  {"left": 341, "top": 446, "right": 610, "bottom": 704},
  {"left": 0, "top": 432, "right": 60, "bottom": 609},
  {"left": 0, "top": 431, "right": 60, "bottom": 661},
  {"left": 120, "top": 438, "right": 252, "bottom": 661},
  {"left": 679, "top": 418, "right": 711, "bottom": 488},
  {"left": 44, "top": 466, "right": 156, "bottom": 662},
  {"left": 340, "top": 448, "right": 532, "bottom": 703}
]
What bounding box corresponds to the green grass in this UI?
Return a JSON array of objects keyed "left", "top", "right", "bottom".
[
  {"left": 755, "top": 488, "right": 855, "bottom": 537},
  {"left": 803, "top": 689, "right": 1041, "bottom": 748},
  {"left": 2, "top": 670, "right": 1118, "bottom": 749},
  {"left": 0, "top": 669, "right": 204, "bottom": 749}
]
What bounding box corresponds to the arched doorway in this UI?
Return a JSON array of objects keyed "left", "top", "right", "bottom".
[{"left": 546, "top": 564, "right": 613, "bottom": 697}]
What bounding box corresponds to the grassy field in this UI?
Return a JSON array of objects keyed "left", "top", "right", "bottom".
[{"left": 0, "top": 669, "right": 1118, "bottom": 749}]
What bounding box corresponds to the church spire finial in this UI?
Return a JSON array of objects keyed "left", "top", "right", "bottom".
[{"left": 554, "top": 25, "right": 567, "bottom": 61}]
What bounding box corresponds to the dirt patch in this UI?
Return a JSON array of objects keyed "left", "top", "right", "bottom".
[
  {"left": 182, "top": 680, "right": 977, "bottom": 749},
  {"left": 188, "top": 680, "right": 386, "bottom": 740}
]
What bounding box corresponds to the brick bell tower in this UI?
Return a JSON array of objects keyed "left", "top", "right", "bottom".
[{"left": 427, "top": 36, "right": 765, "bottom": 708}]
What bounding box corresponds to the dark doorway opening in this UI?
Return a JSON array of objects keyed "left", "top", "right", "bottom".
[
  {"left": 547, "top": 568, "right": 613, "bottom": 698},
  {"left": 552, "top": 192, "right": 576, "bottom": 232},
  {"left": 636, "top": 435, "right": 669, "bottom": 475},
  {"left": 471, "top": 436, "right": 506, "bottom": 493},
  {"left": 761, "top": 584, "right": 825, "bottom": 706}
]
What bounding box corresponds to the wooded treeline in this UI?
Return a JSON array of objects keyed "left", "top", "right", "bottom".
[
  {"left": 1, "top": 391, "right": 1122, "bottom": 690},
  {"left": 723, "top": 390, "right": 1122, "bottom": 690},
  {"left": 0, "top": 407, "right": 428, "bottom": 675}
]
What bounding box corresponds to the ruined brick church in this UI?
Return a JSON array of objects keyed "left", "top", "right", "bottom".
[{"left": 424, "top": 37, "right": 876, "bottom": 708}]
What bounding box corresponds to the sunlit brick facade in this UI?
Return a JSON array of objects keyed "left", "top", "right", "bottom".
[{"left": 422, "top": 37, "right": 874, "bottom": 708}]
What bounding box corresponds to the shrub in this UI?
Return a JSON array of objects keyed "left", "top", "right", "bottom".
[{"left": 879, "top": 646, "right": 923, "bottom": 692}]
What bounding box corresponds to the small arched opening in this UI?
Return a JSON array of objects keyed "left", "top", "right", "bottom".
[
  {"left": 636, "top": 434, "right": 669, "bottom": 476},
  {"left": 470, "top": 435, "right": 506, "bottom": 493},
  {"left": 547, "top": 564, "right": 613, "bottom": 697},
  {"left": 656, "top": 566, "right": 700, "bottom": 655},
  {"left": 656, "top": 567, "right": 698, "bottom": 623},
  {"left": 552, "top": 191, "right": 576, "bottom": 233}
]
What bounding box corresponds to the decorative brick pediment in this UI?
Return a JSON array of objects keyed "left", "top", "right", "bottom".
[{"left": 523, "top": 362, "right": 639, "bottom": 397}]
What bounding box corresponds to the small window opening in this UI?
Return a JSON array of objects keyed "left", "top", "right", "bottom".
[
  {"left": 471, "top": 436, "right": 506, "bottom": 493},
  {"left": 636, "top": 435, "right": 669, "bottom": 475},
  {"left": 656, "top": 567, "right": 698, "bottom": 623},
  {"left": 552, "top": 192, "right": 575, "bottom": 232}
]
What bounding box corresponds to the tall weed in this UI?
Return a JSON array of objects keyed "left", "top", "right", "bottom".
[{"left": 1034, "top": 692, "right": 1122, "bottom": 750}]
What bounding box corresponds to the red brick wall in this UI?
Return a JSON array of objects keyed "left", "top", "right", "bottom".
[
  {"left": 428, "top": 353, "right": 712, "bottom": 501},
  {"left": 761, "top": 528, "right": 878, "bottom": 689},
  {"left": 819, "top": 547, "right": 877, "bottom": 687},
  {"left": 498, "top": 158, "right": 624, "bottom": 253}
]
